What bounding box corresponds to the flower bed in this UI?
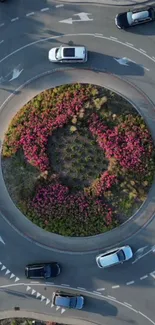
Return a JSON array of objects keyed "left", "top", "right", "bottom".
[{"left": 2, "top": 83, "right": 155, "bottom": 236}]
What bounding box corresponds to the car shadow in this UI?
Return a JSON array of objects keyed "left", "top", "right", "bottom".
[
  {"left": 57, "top": 50, "right": 144, "bottom": 77},
  {"left": 125, "top": 21, "right": 155, "bottom": 36}
]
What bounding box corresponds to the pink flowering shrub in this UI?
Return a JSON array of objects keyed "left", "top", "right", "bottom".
[
  {"left": 3, "top": 85, "right": 91, "bottom": 171},
  {"left": 89, "top": 171, "right": 117, "bottom": 196},
  {"left": 30, "top": 182, "right": 116, "bottom": 234},
  {"left": 89, "top": 113, "right": 153, "bottom": 171}
]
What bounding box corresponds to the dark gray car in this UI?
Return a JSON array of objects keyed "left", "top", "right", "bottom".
[{"left": 52, "top": 291, "right": 84, "bottom": 310}]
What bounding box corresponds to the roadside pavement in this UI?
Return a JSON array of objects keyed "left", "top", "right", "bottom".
[{"left": 56, "top": 0, "right": 155, "bottom": 7}]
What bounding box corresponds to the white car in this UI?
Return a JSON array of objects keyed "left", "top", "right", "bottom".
[
  {"left": 96, "top": 245, "right": 133, "bottom": 268},
  {"left": 48, "top": 45, "right": 87, "bottom": 63}
]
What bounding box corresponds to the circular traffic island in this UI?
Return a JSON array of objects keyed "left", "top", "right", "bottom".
[{"left": 2, "top": 83, "right": 155, "bottom": 236}]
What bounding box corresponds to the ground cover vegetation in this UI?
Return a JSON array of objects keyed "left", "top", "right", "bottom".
[{"left": 2, "top": 83, "right": 155, "bottom": 236}]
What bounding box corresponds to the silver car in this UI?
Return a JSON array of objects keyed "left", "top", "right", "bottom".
[{"left": 96, "top": 245, "right": 133, "bottom": 268}]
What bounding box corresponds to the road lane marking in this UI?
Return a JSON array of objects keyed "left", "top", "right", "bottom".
[
  {"left": 110, "top": 36, "right": 118, "bottom": 40},
  {"left": 55, "top": 4, "right": 64, "bottom": 7},
  {"left": 26, "top": 286, "right": 31, "bottom": 291},
  {"left": 40, "top": 8, "right": 49, "bottom": 12},
  {"left": 0, "top": 40, "right": 4, "bottom": 45},
  {"left": 139, "top": 311, "right": 155, "bottom": 325},
  {"left": 26, "top": 12, "right": 35, "bottom": 17},
  {"left": 124, "top": 302, "right": 132, "bottom": 307},
  {"left": 11, "top": 17, "right": 19, "bottom": 22},
  {"left": 30, "top": 281, "right": 39, "bottom": 284},
  {"left": 0, "top": 23, "right": 4, "bottom": 28},
  {"left": 97, "top": 288, "right": 105, "bottom": 291},
  {"left": 61, "top": 284, "right": 70, "bottom": 286},
  {"left": 139, "top": 48, "right": 146, "bottom": 53},
  {"left": 140, "top": 275, "right": 148, "bottom": 280},
  {"left": 95, "top": 33, "right": 103, "bottom": 36},
  {"left": 126, "top": 281, "right": 134, "bottom": 285},
  {"left": 77, "top": 287, "right": 86, "bottom": 290},
  {"left": 112, "top": 285, "right": 120, "bottom": 289},
  {"left": 93, "top": 291, "right": 102, "bottom": 295},
  {"left": 46, "top": 298, "right": 50, "bottom": 305},
  {"left": 107, "top": 295, "right": 116, "bottom": 300},
  {"left": 126, "top": 42, "right": 133, "bottom": 46},
  {"left": 150, "top": 271, "right": 155, "bottom": 279}
]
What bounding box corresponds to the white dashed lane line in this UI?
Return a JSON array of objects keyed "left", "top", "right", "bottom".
[
  {"left": 0, "top": 40, "right": 4, "bottom": 45},
  {"left": 125, "top": 42, "right": 134, "bottom": 47},
  {"left": 140, "top": 275, "right": 148, "bottom": 280},
  {"left": 55, "top": 4, "right": 64, "bottom": 7},
  {"left": 139, "top": 48, "right": 146, "bottom": 53},
  {"left": 126, "top": 281, "right": 135, "bottom": 286},
  {"left": 124, "top": 302, "right": 132, "bottom": 308},
  {"left": 112, "top": 285, "right": 120, "bottom": 289},
  {"left": 61, "top": 283, "right": 70, "bottom": 287},
  {"left": 26, "top": 12, "right": 35, "bottom": 17},
  {"left": 0, "top": 4, "right": 64, "bottom": 28},
  {"left": 40, "top": 7, "right": 49, "bottom": 12},
  {"left": 11, "top": 17, "right": 19, "bottom": 22}
]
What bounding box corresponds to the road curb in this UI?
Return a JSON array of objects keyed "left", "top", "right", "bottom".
[{"left": 55, "top": 0, "right": 155, "bottom": 7}]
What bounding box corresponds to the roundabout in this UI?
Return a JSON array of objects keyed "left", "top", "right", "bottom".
[{"left": 0, "top": 1, "right": 155, "bottom": 325}]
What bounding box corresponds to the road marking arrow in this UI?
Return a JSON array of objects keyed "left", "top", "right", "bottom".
[
  {"left": 59, "top": 12, "right": 93, "bottom": 24},
  {"left": 0, "top": 236, "right": 5, "bottom": 245},
  {"left": 9, "top": 68, "right": 23, "bottom": 81}
]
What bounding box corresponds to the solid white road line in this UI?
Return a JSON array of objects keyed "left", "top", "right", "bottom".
[
  {"left": 140, "top": 275, "right": 148, "bottom": 280},
  {"left": 77, "top": 287, "right": 86, "bottom": 290},
  {"left": 126, "top": 281, "right": 134, "bottom": 285},
  {"left": 61, "top": 284, "right": 70, "bottom": 287},
  {"left": 139, "top": 311, "right": 155, "bottom": 325},
  {"left": 97, "top": 288, "right": 105, "bottom": 291}
]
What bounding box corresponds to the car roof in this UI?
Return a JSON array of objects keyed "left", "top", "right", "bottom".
[
  {"left": 62, "top": 46, "right": 86, "bottom": 59},
  {"left": 132, "top": 10, "right": 149, "bottom": 20},
  {"left": 55, "top": 296, "right": 71, "bottom": 307},
  {"left": 100, "top": 252, "right": 119, "bottom": 267}
]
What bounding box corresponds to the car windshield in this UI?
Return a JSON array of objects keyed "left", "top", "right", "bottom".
[
  {"left": 44, "top": 265, "right": 51, "bottom": 277},
  {"left": 127, "top": 11, "right": 133, "bottom": 25},
  {"left": 117, "top": 250, "right": 125, "bottom": 262},
  {"left": 70, "top": 297, "right": 77, "bottom": 308},
  {"left": 56, "top": 48, "right": 61, "bottom": 60}
]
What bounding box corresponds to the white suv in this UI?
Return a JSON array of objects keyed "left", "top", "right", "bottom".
[{"left": 48, "top": 45, "right": 87, "bottom": 63}]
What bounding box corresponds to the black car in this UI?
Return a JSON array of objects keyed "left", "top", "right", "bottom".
[
  {"left": 115, "top": 7, "right": 155, "bottom": 29},
  {"left": 52, "top": 291, "right": 84, "bottom": 310},
  {"left": 25, "top": 262, "right": 60, "bottom": 279}
]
